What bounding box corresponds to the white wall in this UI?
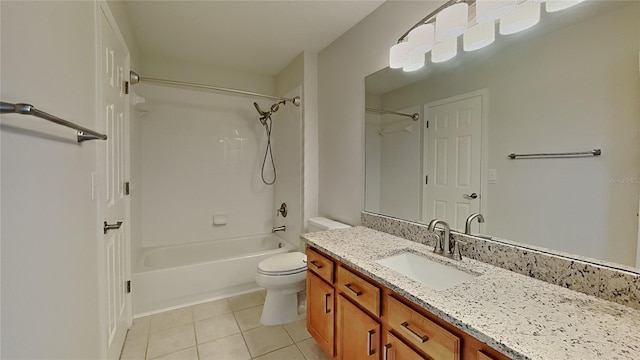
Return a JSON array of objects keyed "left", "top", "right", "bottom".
[
  {"left": 303, "top": 52, "right": 320, "bottom": 229},
  {"left": 137, "top": 84, "right": 276, "bottom": 248},
  {"left": 364, "top": 111, "right": 382, "bottom": 213},
  {"left": 274, "top": 54, "right": 304, "bottom": 248},
  {"left": 1, "top": 1, "right": 101, "bottom": 358},
  {"left": 141, "top": 56, "right": 275, "bottom": 96},
  {"left": 275, "top": 51, "right": 320, "bottom": 240},
  {"left": 377, "top": 3, "right": 640, "bottom": 265},
  {"left": 318, "top": 1, "right": 443, "bottom": 225}
]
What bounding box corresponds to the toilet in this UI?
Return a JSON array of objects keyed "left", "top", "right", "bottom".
[{"left": 256, "top": 217, "right": 350, "bottom": 326}]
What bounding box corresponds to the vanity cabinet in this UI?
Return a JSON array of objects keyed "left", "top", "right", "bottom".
[
  {"left": 306, "top": 249, "right": 335, "bottom": 357},
  {"left": 306, "top": 246, "right": 512, "bottom": 360},
  {"left": 336, "top": 294, "right": 380, "bottom": 359}
]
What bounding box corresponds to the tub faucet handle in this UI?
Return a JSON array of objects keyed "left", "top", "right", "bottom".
[{"left": 277, "top": 203, "right": 288, "bottom": 217}]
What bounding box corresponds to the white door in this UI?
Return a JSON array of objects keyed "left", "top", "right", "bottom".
[
  {"left": 423, "top": 94, "right": 483, "bottom": 231},
  {"left": 97, "top": 5, "right": 131, "bottom": 359}
]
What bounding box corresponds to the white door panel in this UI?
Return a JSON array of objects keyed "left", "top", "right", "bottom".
[
  {"left": 423, "top": 95, "right": 483, "bottom": 231},
  {"left": 97, "top": 5, "right": 130, "bottom": 359}
]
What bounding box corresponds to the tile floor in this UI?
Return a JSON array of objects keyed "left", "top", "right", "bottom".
[{"left": 120, "top": 290, "right": 330, "bottom": 360}]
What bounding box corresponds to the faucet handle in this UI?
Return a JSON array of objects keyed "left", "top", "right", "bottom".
[{"left": 452, "top": 239, "right": 467, "bottom": 260}]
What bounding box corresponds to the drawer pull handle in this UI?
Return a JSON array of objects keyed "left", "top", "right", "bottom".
[
  {"left": 324, "top": 293, "right": 331, "bottom": 314},
  {"left": 309, "top": 260, "right": 323, "bottom": 269},
  {"left": 400, "top": 321, "right": 429, "bottom": 343},
  {"left": 383, "top": 343, "right": 392, "bottom": 360},
  {"left": 367, "top": 329, "right": 376, "bottom": 356},
  {"left": 344, "top": 283, "right": 363, "bottom": 296}
]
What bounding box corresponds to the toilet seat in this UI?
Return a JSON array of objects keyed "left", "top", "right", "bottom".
[{"left": 258, "top": 252, "right": 306, "bottom": 276}]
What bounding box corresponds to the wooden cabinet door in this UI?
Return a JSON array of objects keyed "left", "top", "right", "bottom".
[
  {"left": 336, "top": 294, "right": 381, "bottom": 360},
  {"left": 307, "top": 271, "right": 334, "bottom": 357},
  {"left": 383, "top": 332, "right": 427, "bottom": 360}
]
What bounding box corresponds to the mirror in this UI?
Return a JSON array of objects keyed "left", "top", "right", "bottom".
[{"left": 365, "top": 0, "right": 640, "bottom": 269}]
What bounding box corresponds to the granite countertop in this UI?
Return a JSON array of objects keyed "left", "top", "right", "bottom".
[{"left": 301, "top": 226, "right": 640, "bottom": 360}]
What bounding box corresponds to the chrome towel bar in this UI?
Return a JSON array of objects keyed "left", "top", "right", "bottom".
[
  {"left": 1, "top": 101, "right": 107, "bottom": 143},
  {"left": 366, "top": 107, "right": 419, "bottom": 121},
  {"left": 508, "top": 149, "right": 601, "bottom": 159}
]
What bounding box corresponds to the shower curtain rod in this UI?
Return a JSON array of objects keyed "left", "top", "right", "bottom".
[
  {"left": 129, "top": 71, "right": 301, "bottom": 106},
  {"left": 366, "top": 107, "right": 419, "bottom": 121}
]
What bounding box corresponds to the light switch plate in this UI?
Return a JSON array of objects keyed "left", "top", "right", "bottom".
[{"left": 488, "top": 169, "right": 497, "bottom": 184}]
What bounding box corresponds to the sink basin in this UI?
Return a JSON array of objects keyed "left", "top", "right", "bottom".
[{"left": 375, "top": 252, "right": 477, "bottom": 290}]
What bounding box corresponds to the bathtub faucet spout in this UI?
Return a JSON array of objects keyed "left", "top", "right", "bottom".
[{"left": 272, "top": 225, "right": 286, "bottom": 233}]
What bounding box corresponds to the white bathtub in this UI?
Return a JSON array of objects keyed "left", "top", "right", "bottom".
[{"left": 132, "top": 234, "right": 295, "bottom": 315}]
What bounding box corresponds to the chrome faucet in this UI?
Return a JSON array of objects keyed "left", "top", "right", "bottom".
[
  {"left": 427, "top": 219, "right": 451, "bottom": 254},
  {"left": 272, "top": 225, "right": 286, "bottom": 233},
  {"left": 465, "top": 213, "right": 485, "bottom": 235}
]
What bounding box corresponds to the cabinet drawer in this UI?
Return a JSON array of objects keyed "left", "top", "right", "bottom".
[
  {"left": 336, "top": 265, "right": 381, "bottom": 316},
  {"left": 478, "top": 351, "right": 498, "bottom": 360},
  {"left": 387, "top": 296, "right": 460, "bottom": 360},
  {"left": 306, "top": 248, "right": 335, "bottom": 284}
]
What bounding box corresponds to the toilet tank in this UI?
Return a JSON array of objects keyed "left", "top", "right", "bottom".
[{"left": 307, "top": 217, "right": 351, "bottom": 232}]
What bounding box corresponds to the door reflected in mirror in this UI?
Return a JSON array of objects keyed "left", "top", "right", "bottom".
[{"left": 364, "top": 0, "right": 640, "bottom": 269}]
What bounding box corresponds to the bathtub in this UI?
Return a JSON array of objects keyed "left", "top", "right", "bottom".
[{"left": 132, "top": 234, "right": 295, "bottom": 315}]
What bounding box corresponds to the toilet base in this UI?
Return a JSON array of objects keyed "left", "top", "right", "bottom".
[{"left": 260, "top": 286, "right": 305, "bottom": 326}]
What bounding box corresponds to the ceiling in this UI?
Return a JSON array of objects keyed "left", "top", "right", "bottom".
[{"left": 121, "top": 0, "right": 385, "bottom": 76}]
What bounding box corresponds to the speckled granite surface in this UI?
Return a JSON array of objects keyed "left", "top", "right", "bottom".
[
  {"left": 301, "top": 226, "right": 640, "bottom": 360},
  {"left": 362, "top": 212, "right": 640, "bottom": 310}
]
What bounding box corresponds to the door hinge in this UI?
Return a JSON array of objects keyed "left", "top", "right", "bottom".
[
  {"left": 124, "top": 81, "right": 130, "bottom": 95},
  {"left": 425, "top": 175, "right": 428, "bottom": 185},
  {"left": 426, "top": 121, "right": 429, "bottom": 128},
  {"left": 125, "top": 182, "right": 130, "bottom": 195},
  {"left": 126, "top": 280, "right": 131, "bottom": 294}
]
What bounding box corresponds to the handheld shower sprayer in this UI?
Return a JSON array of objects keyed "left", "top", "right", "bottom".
[
  {"left": 253, "top": 100, "right": 286, "bottom": 186},
  {"left": 253, "top": 102, "right": 270, "bottom": 125}
]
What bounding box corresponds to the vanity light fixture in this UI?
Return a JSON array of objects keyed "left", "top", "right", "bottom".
[
  {"left": 476, "top": 0, "right": 517, "bottom": 23},
  {"left": 499, "top": 0, "right": 540, "bottom": 35},
  {"left": 435, "top": 2, "right": 469, "bottom": 41},
  {"left": 389, "top": 42, "right": 411, "bottom": 69},
  {"left": 545, "top": 0, "right": 585, "bottom": 13},
  {"left": 432, "top": 38, "right": 458, "bottom": 63},
  {"left": 404, "top": 53, "right": 426, "bottom": 72},
  {"left": 463, "top": 20, "right": 495, "bottom": 51},
  {"left": 389, "top": 0, "right": 585, "bottom": 72},
  {"left": 407, "top": 24, "right": 435, "bottom": 55}
]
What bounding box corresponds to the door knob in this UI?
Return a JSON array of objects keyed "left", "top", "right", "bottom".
[
  {"left": 463, "top": 193, "right": 478, "bottom": 200},
  {"left": 103, "top": 221, "right": 123, "bottom": 234}
]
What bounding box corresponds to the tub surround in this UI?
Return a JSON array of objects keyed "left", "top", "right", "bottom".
[
  {"left": 301, "top": 226, "right": 640, "bottom": 359},
  {"left": 362, "top": 212, "right": 640, "bottom": 310}
]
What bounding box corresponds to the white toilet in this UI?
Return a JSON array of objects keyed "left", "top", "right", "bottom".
[{"left": 256, "top": 217, "right": 350, "bottom": 326}]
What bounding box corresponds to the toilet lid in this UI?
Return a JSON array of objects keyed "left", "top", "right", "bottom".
[{"left": 258, "top": 252, "right": 307, "bottom": 274}]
